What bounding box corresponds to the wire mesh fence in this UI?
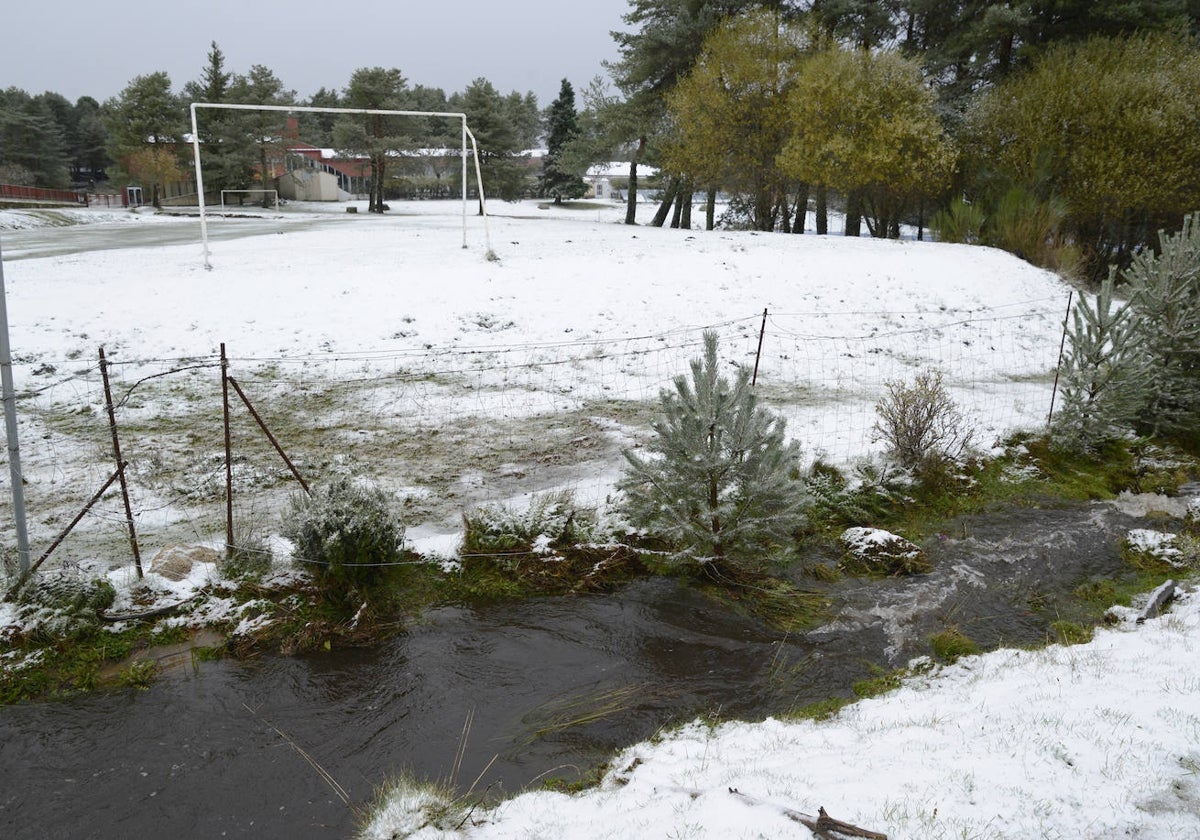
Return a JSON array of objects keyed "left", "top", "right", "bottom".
[{"left": 0, "top": 296, "right": 1068, "bottom": 570}]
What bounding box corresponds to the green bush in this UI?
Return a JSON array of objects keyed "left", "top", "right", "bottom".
[{"left": 282, "top": 478, "right": 405, "bottom": 589}]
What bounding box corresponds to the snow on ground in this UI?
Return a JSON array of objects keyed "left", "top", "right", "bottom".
[
  {"left": 0, "top": 198, "right": 1069, "bottom": 560},
  {"left": 6, "top": 199, "right": 1192, "bottom": 838},
  {"left": 360, "top": 587, "right": 1200, "bottom": 840}
]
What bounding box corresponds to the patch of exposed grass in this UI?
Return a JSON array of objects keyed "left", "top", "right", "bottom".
[
  {"left": 853, "top": 665, "right": 905, "bottom": 699},
  {"left": 930, "top": 626, "right": 980, "bottom": 663},
  {"left": 1049, "top": 620, "right": 1094, "bottom": 646}
]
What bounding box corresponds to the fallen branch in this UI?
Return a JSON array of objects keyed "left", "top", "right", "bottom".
[
  {"left": 729, "top": 789, "right": 887, "bottom": 839},
  {"left": 1137, "top": 579, "right": 1176, "bottom": 624},
  {"left": 100, "top": 595, "right": 201, "bottom": 623},
  {"left": 661, "top": 785, "right": 887, "bottom": 839}
]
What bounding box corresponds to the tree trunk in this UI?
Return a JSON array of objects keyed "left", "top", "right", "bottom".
[
  {"left": 260, "top": 147, "right": 271, "bottom": 208},
  {"left": 791, "top": 183, "right": 808, "bottom": 234},
  {"left": 624, "top": 137, "right": 645, "bottom": 226},
  {"left": 706, "top": 187, "right": 716, "bottom": 231},
  {"left": 816, "top": 185, "right": 828, "bottom": 235},
  {"left": 679, "top": 185, "right": 693, "bottom": 229},
  {"left": 651, "top": 177, "right": 678, "bottom": 227},
  {"left": 845, "top": 190, "right": 863, "bottom": 237},
  {"left": 670, "top": 188, "right": 684, "bottom": 228}
]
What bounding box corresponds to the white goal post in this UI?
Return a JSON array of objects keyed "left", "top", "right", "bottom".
[
  {"left": 188, "top": 102, "right": 493, "bottom": 269},
  {"left": 220, "top": 189, "right": 278, "bottom": 210}
]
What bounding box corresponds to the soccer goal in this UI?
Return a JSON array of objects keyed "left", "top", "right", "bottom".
[
  {"left": 220, "top": 189, "right": 279, "bottom": 210},
  {"left": 188, "top": 102, "right": 493, "bottom": 269}
]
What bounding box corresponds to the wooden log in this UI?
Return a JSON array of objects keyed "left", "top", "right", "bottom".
[{"left": 1137, "top": 579, "right": 1176, "bottom": 624}]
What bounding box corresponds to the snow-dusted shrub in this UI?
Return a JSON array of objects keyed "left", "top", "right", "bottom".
[
  {"left": 282, "top": 478, "right": 404, "bottom": 588},
  {"left": 14, "top": 573, "right": 116, "bottom": 638},
  {"left": 618, "top": 331, "right": 808, "bottom": 571},
  {"left": 460, "top": 491, "right": 597, "bottom": 563},
  {"left": 873, "top": 369, "right": 974, "bottom": 472}
]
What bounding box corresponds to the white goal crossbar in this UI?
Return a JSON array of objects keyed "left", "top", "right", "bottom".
[{"left": 189, "top": 102, "right": 493, "bottom": 269}]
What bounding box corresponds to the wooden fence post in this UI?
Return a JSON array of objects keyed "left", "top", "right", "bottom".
[{"left": 99, "top": 346, "right": 142, "bottom": 578}]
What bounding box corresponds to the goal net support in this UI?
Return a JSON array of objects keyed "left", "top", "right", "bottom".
[{"left": 188, "top": 102, "right": 493, "bottom": 269}]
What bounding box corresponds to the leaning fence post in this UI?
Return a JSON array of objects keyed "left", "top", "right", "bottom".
[
  {"left": 221, "top": 343, "right": 234, "bottom": 563},
  {"left": 1046, "top": 290, "right": 1074, "bottom": 428},
  {"left": 752, "top": 308, "right": 768, "bottom": 386},
  {"left": 99, "top": 347, "right": 142, "bottom": 578}
]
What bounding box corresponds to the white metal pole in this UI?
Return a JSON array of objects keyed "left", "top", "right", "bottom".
[
  {"left": 189, "top": 104, "right": 212, "bottom": 270},
  {"left": 464, "top": 126, "right": 495, "bottom": 259},
  {"left": 461, "top": 117, "right": 468, "bottom": 249},
  {"left": 0, "top": 237, "right": 31, "bottom": 573}
]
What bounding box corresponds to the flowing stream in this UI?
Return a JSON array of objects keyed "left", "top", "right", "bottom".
[{"left": 0, "top": 496, "right": 1179, "bottom": 839}]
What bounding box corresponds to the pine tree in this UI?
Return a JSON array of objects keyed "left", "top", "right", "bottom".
[
  {"left": 103, "top": 71, "right": 185, "bottom": 207},
  {"left": 618, "top": 331, "right": 807, "bottom": 572},
  {"left": 1126, "top": 213, "right": 1200, "bottom": 439},
  {"left": 542, "top": 79, "right": 588, "bottom": 204},
  {"left": 1053, "top": 273, "right": 1147, "bottom": 448},
  {"left": 451, "top": 78, "right": 527, "bottom": 203},
  {"left": 337, "top": 67, "right": 411, "bottom": 213}
]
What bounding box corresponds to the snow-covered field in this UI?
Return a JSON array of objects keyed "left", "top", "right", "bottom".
[
  {"left": 0, "top": 199, "right": 1067, "bottom": 561},
  {"left": 2, "top": 200, "right": 1196, "bottom": 839}
]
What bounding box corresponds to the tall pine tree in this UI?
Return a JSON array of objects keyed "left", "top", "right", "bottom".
[{"left": 542, "top": 79, "right": 587, "bottom": 204}]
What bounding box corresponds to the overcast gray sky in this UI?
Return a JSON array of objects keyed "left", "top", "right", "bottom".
[{"left": 2, "top": 0, "right": 632, "bottom": 107}]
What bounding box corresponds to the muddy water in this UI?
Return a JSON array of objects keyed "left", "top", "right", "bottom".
[{"left": 0, "top": 498, "right": 1170, "bottom": 839}]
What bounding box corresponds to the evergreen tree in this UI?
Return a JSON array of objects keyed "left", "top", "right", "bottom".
[
  {"left": 337, "top": 66, "right": 412, "bottom": 212},
  {"left": 542, "top": 79, "right": 588, "bottom": 204},
  {"left": 301, "top": 86, "right": 341, "bottom": 146},
  {"left": 504, "top": 90, "right": 542, "bottom": 150},
  {"left": 1053, "top": 274, "right": 1147, "bottom": 448},
  {"left": 103, "top": 71, "right": 185, "bottom": 207},
  {"left": 619, "top": 331, "right": 807, "bottom": 572},
  {"left": 607, "top": 0, "right": 763, "bottom": 226},
  {"left": 182, "top": 42, "right": 236, "bottom": 190},
  {"left": 225, "top": 64, "right": 294, "bottom": 206},
  {"left": 451, "top": 78, "right": 528, "bottom": 203},
  {"left": 1125, "top": 214, "right": 1200, "bottom": 439},
  {"left": 0, "top": 89, "right": 70, "bottom": 188},
  {"left": 71, "top": 96, "right": 109, "bottom": 184}
]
